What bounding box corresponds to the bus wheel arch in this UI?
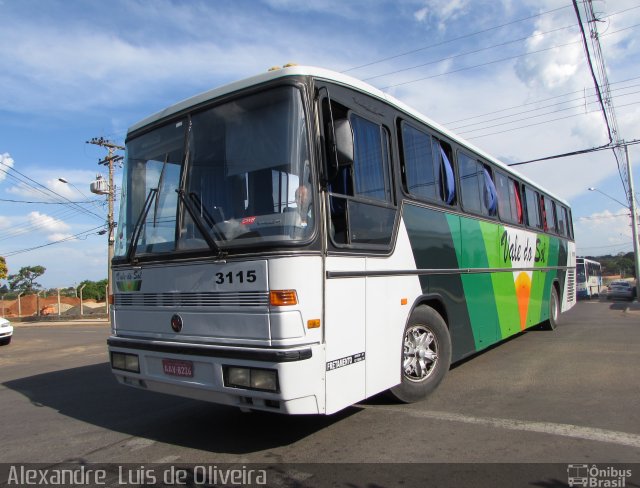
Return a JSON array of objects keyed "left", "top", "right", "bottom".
[{"left": 389, "top": 303, "right": 452, "bottom": 403}]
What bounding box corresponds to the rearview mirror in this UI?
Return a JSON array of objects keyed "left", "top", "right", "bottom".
[{"left": 334, "top": 119, "right": 354, "bottom": 166}]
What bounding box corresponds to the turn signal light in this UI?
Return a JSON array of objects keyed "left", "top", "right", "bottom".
[
  {"left": 269, "top": 290, "right": 298, "bottom": 306},
  {"left": 307, "top": 319, "right": 321, "bottom": 329}
]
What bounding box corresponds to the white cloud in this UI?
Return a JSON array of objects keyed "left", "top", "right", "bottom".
[
  {"left": 28, "top": 211, "right": 71, "bottom": 234},
  {"left": 414, "top": 7, "right": 429, "bottom": 22},
  {"left": 47, "top": 232, "right": 74, "bottom": 243},
  {"left": 575, "top": 208, "right": 635, "bottom": 254},
  {"left": 0, "top": 153, "right": 14, "bottom": 183},
  {"left": 412, "top": 0, "right": 470, "bottom": 31}
]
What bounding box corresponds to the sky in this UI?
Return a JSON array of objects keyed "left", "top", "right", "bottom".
[{"left": 1, "top": 0, "right": 639, "bottom": 289}]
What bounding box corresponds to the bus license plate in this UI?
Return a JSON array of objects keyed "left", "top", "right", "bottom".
[{"left": 162, "top": 359, "right": 193, "bottom": 378}]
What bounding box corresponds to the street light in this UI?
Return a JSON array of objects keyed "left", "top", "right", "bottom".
[
  {"left": 587, "top": 187, "right": 629, "bottom": 208},
  {"left": 58, "top": 177, "right": 90, "bottom": 200},
  {"left": 588, "top": 186, "right": 640, "bottom": 298}
]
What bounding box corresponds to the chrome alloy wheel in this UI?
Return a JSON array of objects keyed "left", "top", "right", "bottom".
[{"left": 402, "top": 324, "right": 439, "bottom": 382}]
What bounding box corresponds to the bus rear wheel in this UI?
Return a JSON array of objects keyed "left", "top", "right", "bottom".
[
  {"left": 542, "top": 286, "right": 560, "bottom": 330},
  {"left": 390, "top": 305, "right": 451, "bottom": 403}
]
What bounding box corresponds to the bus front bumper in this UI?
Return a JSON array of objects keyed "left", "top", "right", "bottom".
[{"left": 107, "top": 336, "right": 325, "bottom": 415}]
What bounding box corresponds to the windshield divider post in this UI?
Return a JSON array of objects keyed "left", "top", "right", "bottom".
[{"left": 126, "top": 188, "right": 158, "bottom": 264}]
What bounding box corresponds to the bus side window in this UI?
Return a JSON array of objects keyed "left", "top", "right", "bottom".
[
  {"left": 495, "top": 171, "right": 521, "bottom": 224},
  {"left": 459, "top": 152, "right": 482, "bottom": 215},
  {"left": 524, "top": 186, "right": 542, "bottom": 229},
  {"left": 325, "top": 105, "right": 396, "bottom": 248},
  {"left": 459, "top": 152, "right": 497, "bottom": 218},
  {"left": 539, "top": 195, "right": 548, "bottom": 232},
  {"left": 562, "top": 206, "right": 573, "bottom": 239},
  {"left": 543, "top": 196, "right": 557, "bottom": 233},
  {"left": 401, "top": 122, "right": 439, "bottom": 202},
  {"left": 481, "top": 164, "right": 498, "bottom": 217},
  {"left": 436, "top": 140, "right": 456, "bottom": 205},
  {"left": 512, "top": 180, "right": 523, "bottom": 224},
  {"left": 556, "top": 202, "right": 566, "bottom": 236}
]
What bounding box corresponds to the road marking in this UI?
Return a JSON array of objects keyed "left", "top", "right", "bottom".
[
  {"left": 360, "top": 405, "right": 640, "bottom": 449},
  {"left": 154, "top": 455, "right": 181, "bottom": 463},
  {"left": 123, "top": 437, "right": 156, "bottom": 451}
]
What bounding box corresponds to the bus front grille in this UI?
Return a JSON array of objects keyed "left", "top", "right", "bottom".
[{"left": 114, "top": 291, "right": 269, "bottom": 308}]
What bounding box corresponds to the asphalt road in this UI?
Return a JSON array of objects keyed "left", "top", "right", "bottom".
[{"left": 0, "top": 302, "right": 639, "bottom": 486}]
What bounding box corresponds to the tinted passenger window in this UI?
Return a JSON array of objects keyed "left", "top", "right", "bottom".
[
  {"left": 326, "top": 108, "right": 395, "bottom": 248},
  {"left": 495, "top": 172, "right": 522, "bottom": 224},
  {"left": 541, "top": 196, "right": 556, "bottom": 233},
  {"left": 556, "top": 204, "right": 566, "bottom": 236},
  {"left": 402, "top": 123, "right": 438, "bottom": 201},
  {"left": 524, "top": 187, "right": 542, "bottom": 229},
  {"left": 350, "top": 113, "right": 392, "bottom": 202},
  {"left": 459, "top": 152, "right": 497, "bottom": 217},
  {"left": 561, "top": 206, "right": 572, "bottom": 238},
  {"left": 401, "top": 123, "right": 456, "bottom": 205}
]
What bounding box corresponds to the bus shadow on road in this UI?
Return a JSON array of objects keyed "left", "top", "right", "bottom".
[{"left": 2, "top": 362, "right": 359, "bottom": 455}]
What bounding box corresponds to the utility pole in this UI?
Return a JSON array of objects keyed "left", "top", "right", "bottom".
[
  {"left": 86, "top": 137, "right": 124, "bottom": 303},
  {"left": 577, "top": 0, "right": 640, "bottom": 299},
  {"left": 624, "top": 144, "right": 640, "bottom": 294}
]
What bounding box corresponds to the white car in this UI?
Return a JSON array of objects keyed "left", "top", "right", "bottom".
[{"left": 0, "top": 317, "right": 13, "bottom": 345}]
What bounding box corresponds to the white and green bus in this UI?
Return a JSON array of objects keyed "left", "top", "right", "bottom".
[
  {"left": 576, "top": 257, "right": 602, "bottom": 299},
  {"left": 108, "top": 66, "right": 577, "bottom": 415}
]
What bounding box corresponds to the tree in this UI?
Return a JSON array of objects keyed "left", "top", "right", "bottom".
[
  {"left": 8, "top": 265, "right": 46, "bottom": 292},
  {"left": 0, "top": 257, "right": 7, "bottom": 280},
  {"left": 78, "top": 279, "right": 108, "bottom": 301}
]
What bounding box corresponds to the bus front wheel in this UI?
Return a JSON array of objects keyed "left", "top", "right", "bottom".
[{"left": 390, "top": 305, "right": 452, "bottom": 403}]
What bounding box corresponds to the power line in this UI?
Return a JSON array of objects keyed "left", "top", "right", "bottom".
[
  {"left": 444, "top": 75, "right": 640, "bottom": 125},
  {"left": 0, "top": 198, "right": 98, "bottom": 204},
  {"left": 578, "top": 242, "right": 633, "bottom": 250},
  {"left": 342, "top": 4, "right": 574, "bottom": 73},
  {"left": 0, "top": 162, "right": 104, "bottom": 221},
  {"left": 580, "top": 0, "right": 632, "bottom": 206},
  {"left": 451, "top": 83, "right": 640, "bottom": 132},
  {"left": 363, "top": 23, "right": 578, "bottom": 82},
  {"left": 0, "top": 225, "right": 106, "bottom": 257},
  {"left": 458, "top": 89, "right": 640, "bottom": 135},
  {"left": 0, "top": 207, "right": 85, "bottom": 244},
  {"left": 380, "top": 38, "right": 580, "bottom": 89},
  {"left": 579, "top": 213, "right": 632, "bottom": 221},
  {"left": 508, "top": 138, "right": 640, "bottom": 166},
  {"left": 379, "top": 22, "right": 639, "bottom": 90},
  {"left": 467, "top": 99, "right": 639, "bottom": 141}
]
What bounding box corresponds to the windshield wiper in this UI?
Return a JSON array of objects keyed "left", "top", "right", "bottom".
[
  {"left": 126, "top": 188, "right": 158, "bottom": 264},
  {"left": 176, "top": 189, "right": 226, "bottom": 258},
  {"left": 187, "top": 192, "right": 226, "bottom": 240}
]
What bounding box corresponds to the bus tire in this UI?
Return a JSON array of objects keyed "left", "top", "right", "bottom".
[
  {"left": 542, "top": 286, "right": 560, "bottom": 331},
  {"left": 389, "top": 305, "right": 452, "bottom": 403}
]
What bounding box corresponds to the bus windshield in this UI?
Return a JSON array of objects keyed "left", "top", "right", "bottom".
[{"left": 114, "top": 86, "right": 313, "bottom": 259}]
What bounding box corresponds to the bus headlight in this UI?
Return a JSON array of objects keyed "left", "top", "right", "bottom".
[
  {"left": 228, "top": 367, "right": 251, "bottom": 388},
  {"left": 225, "top": 366, "right": 278, "bottom": 392},
  {"left": 111, "top": 352, "right": 140, "bottom": 373},
  {"left": 251, "top": 369, "right": 277, "bottom": 391}
]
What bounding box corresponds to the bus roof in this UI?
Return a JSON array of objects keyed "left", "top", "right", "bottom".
[{"left": 128, "top": 65, "right": 569, "bottom": 207}]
